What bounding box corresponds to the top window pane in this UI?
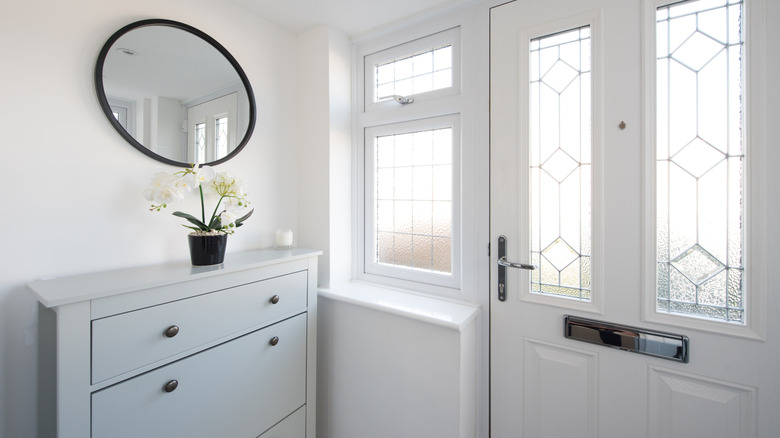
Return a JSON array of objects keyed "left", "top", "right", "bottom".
[{"left": 374, "top": 45, "right": 453, "bottom": 101}]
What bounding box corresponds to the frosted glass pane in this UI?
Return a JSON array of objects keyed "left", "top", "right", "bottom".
[
  {"left": 413, "top": 235, "right": 433, "bottom": 270},
  {"left": 371, "top": 127, "right": 454, "bottom": 275},
  {"left": 377, "top": 200, "right": 393, "bottom": 232},
  {"left": 377, "top": 232, "right": 394, "bottom": 264},
  {"left": 394, "top": 201, "right": 412, "bottom": 233},
  {"left": 656, "top": 0, "right": 744, "bottom": 323},
  {"left": 432, "top": 237, "right": 451, "bottom": 273},
  {"left": 412, "top": 201, "right": 432, "bottom": 234},
  {"left": 699, "top": 271, "right": 727, "bottom": 306},
  {"left": 432, "top": 201, "right": 452, "bottom": 237},
  {"left": 529, "top": 25, "right": 591, "bottom": 301},
  {"left": 395, "top": 234, "right": 413, "bottom": 267}
]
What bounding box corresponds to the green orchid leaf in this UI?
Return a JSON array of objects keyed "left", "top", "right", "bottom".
[
  {"left": 172, "top": 211, "right": 209, "bottom": 231},
  {"left": 234, "top": 209, "right": 254, "bottom": 228},
  {"left": 208, "top": 215, "right": 222, "bottom": 230}
]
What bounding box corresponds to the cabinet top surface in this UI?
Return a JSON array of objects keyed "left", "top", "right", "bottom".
[{"left": 27, "top": 248, "right": 321, "bottom": 308}]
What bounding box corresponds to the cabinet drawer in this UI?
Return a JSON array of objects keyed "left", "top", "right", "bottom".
[
  {"left": 92, "top": 314, "right": 307, "bottom": 438},
  {"left": 92, "top": 270, "right": 307, "bottom": 383},
  {"left": 260, "top": 406, "right": 306, "bottom": 437}
]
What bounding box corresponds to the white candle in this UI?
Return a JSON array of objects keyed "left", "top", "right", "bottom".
[{"left": 275, "top": 229, "right": 293, "bottom": 247}]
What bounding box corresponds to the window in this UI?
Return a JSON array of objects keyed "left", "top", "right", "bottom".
[
  {"left": 654, "top": 0, "right": 745, "bottom": 323},
  {"left": 358, "top": 28, "right": 462, "bottom": 293},
  {"left": 529, "top": 26, "right": 592, "bottom": 301},
  {"left": 364, "top": 117, "right": 459, "bottom": 287},
  {"left": 364, "top": 28, "right": 461, "bottom": 111},
  {"left": 374, "top": 45, "right": 453, "bottom": 102}
]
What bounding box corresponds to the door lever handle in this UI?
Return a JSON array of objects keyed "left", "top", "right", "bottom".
[
  {"left": 497, "top": 235, "right": 534, "bottom": 302},
  {"left": 498, "top": 257, "right": 536, "bottom": 270}
]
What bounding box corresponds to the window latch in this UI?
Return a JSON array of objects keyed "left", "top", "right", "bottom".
[{"left": 391, "top": 94, "right": 414, "bottom": 104}]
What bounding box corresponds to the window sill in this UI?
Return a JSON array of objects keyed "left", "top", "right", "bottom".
[{"left": 318, "top": 281, "right": 479, "bottom": 331}]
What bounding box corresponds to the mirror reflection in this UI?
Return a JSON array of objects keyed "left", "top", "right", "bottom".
[{"left": 96, "top": 20, "right": 255, "bottom": 166}]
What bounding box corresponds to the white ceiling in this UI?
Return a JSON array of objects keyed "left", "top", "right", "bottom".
[{"left": 229, "top": 0, "right": 478, "bottom": 37}]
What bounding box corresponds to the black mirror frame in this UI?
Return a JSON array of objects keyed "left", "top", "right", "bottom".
[{"left": 94, "top": 18, "right": 257, "bottom": 167}]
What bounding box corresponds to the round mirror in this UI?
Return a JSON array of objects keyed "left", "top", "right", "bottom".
[{"left": 95, "top": 19, "right": 256, "bottom": 166}]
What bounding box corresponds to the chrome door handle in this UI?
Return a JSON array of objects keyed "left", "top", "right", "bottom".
[
  {"left": 498, "top": 257, "right": 536, "bottom": 270},
  {"left": 497, "top": 235, "right": 535, "bottom": 302}
]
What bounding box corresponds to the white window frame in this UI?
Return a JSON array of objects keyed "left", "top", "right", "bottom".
[
  {"left": 363, "top": 27, "right": 461, "bottom": 113},
  {"left": 641, "top": 0, "right": 767, "bottom": 339},
  {"left": 360, "top": 115, "right": 462, "bottom": 291},
  {"left": 355, "top": 23, "right": 470, "bottom": 297}
]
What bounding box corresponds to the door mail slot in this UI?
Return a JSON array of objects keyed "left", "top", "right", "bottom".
[{"left": 564, "top": 315, "right": 689, "bottom": 363}]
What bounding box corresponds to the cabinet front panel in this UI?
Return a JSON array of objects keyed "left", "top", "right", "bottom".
[
  {"left": 92, "top": 270, "right": 307, "bottom": 383},
  {"left": 260, "top": 406, "right": 306, "bottom": 437},
  {"left": 91, "top": 313, "right": 307, "bottom": 438}
]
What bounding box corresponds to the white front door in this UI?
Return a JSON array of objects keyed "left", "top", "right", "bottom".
[{"left": 490, "top": 0, "right": 779, "bottom": 437}]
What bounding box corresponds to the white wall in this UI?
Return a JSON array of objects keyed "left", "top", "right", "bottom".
[{"left": 0, "top": 1, "right": 300, "bottom": 436}]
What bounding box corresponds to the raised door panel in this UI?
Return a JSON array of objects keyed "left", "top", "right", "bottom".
[
  {"left": 92, "top": 314, "right": 307, "bottom": 438},
  {"left": 92, "top": 271, "right": 307, "bottom": 383}
]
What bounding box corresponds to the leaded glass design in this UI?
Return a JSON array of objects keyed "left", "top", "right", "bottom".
[
  {"left": 215, "top": 116, "right": 228, "bottom": 158},
  {"left": 656, "top": 0, "right": 744, "bottom": 323},
  {"left": 529, "top": 26, "right": 592, "bottom": 300},
  {"left": 195, "top": 122, "right": 206, "bottom": 165},
  {"left": 375, "top": 45, "right": 452, "bottom": 101},
  {"left": 374, "top": 128, "right": 453, "bottom": 274}
]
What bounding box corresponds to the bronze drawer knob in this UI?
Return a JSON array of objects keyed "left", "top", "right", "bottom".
[
  {"left": 269, "top": 336, "right": 279, "bottom": 347},
  {"left": 270, "top": 295, "right": 280, "bottom": 304},
  {"left": 163, "top": 380, "right": 178, "bottom": 393},
  {"left": 164, "top": 325, "right": 180, "bottom": 338}
]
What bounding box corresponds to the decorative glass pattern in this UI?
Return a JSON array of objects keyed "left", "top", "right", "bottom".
[
  {"left": 656, "top": 0, "right": 744, "bottom": 323},
  {"left": 195, "top": 122, "right": 206, "bottom": 164},
  {"left": 529, "top": 26, "right": 592, "bottom": 300},
  {"left": 215, "top": 117, "right": 228, "bottom": 158},
  {"left": 374, "top": 128, "right": 453, "bottom": 274},
  {"left": 375, "top": 45, "right": 452, "bottom": 101}
]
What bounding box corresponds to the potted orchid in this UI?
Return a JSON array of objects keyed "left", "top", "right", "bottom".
[{"left": 144, "top": 165, "right": 253, "bottom": 265}]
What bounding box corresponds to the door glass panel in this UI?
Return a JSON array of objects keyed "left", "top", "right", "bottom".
[
  {"left": 215, "top": 116, "right": 228, "bottom": 158},
  {"left": 194, "top": 122, "right": 206, "bottom": 165},
  {"left": 655, "top": 0, "right": 744, "bottom": 323},
  {"left": 529, "top": 26, "right": 592, "bottom": 300}
]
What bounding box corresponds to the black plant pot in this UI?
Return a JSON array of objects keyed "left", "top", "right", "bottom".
[{"left": 188, "top": 234, "right": 228, "bottom": 266}]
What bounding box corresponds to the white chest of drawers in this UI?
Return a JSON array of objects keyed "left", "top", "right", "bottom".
[{"left": 28, "top": 248, "right": 320, "bottom": 438}]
